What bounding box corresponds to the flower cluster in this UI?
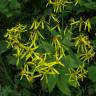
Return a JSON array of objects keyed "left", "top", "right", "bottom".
[
  {"left": 73, "top": 34, "right": 91, "bottom": 53},
  {"left": 47, "top": 0, "right": 72, "bottom": 13},
  {"left": 67, "top": 64, "right": 88, "bottom": 86},
  {"left": 70, "top": 17, "right": 91, "bottom": 32},
  {"left": 4, "top": 0, "right": 95, "bottom": 90},
  {"left": 5, "top": 13, "right": 65, "bottom": 82}
]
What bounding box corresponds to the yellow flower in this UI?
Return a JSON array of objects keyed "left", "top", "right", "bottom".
[
  {"left": 84, "top": 18, "right": 91, "bottom": 32},
  {"left": 30, "top": 17, "right": 46, "bottom": 30},
  {"left": 30, "top": 19, "right": 40, "bottom": 30},
  {"left": 69, "top": 17, "right": 84, "bottom": 32},
  {"left": 80, "top": 48, "right": 95, "bottom": 63},
  {"left": 5, "top": 24, "right": 27, "bottom": 47},
  {"left": 48, "top": 13, "right": 59, "bottom": 23},
  {"left": 69, "top": 17, "right": 91, "bottom": 32},
  {"left": 74, "top": 0, "right": 80, "bottom": 6},
  {"left": 73, "top": 34, "right": 91, "bottom": 53},
  {"left": 47, "top": 0, "right": 72, "bottom": 13},
  {"left": 20, "top": 64, "right": 33, "bottom": 82},
  {"left": 52, "top": 35, "right": 66, "bottom": 62},
  {"left": 67, "top": 64, "right": 87, "bottom": 87}
]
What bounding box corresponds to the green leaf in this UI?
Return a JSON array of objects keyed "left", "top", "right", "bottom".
[
  {"left": 6, "top": 55, "right": 17, "bottom": 65},
  {"left": 0, "top": 85, "right": 12, "bottom": 96},
  {"left": 88, "top": 66, "right": 96, "bottom": 82},
  {"left": 47, "top": 74, "right": 58, "bottom": 93},
  {"left": 6, "top": 54, "right": 23, "bottom": 67},
  {"left": 9, "top": 0, "right": 20, "bottom": 9},
  {"left": 61, "top": 38, "right": 73, "bottom": 47},
  {"left": 68, "top": 80, "right": 79, "bottom": 87},
  {"left": 61, "top": 29, "right": 73, "bottom": 51},
  {"left": 0, "top": 0, "right": 8, "bottom": 12},
  {"left": 0, "top": 0, "right": 21, "bottom": 17},
  {"left": 90, "top": 16, "right": 96, "bottom": 25},
  {"left": 39, "top": 41, "right": 54, "bottom": 52},
  {"left": 79, "top": 0, "right": 96, "bottom": 10},
  {"left": 57, "top": 75, "right": 71, "bottom": 96},
  {"left": 0, "top": 41, "right": 8, "bottom": 54},
  {"left": 63, "top": 54, "right": 80, "bottom": 68}
]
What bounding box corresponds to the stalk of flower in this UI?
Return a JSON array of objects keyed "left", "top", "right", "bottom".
[
  {"left": 69, "top": 18, "right": 80, "bottom": 26},
  {"left": 40, "top": 17, "right": 45, "bottom": 29},
  {"left": 30, "top": 17, "right": 46, "bottom": 30},
  {"left": 74, "top": 0, "right": 80, "bottom": 6},
  {"left": 51, "top": 13, "right": 59, "bottom": 23},
  {"left": 84, "top": 18, "right": 91, "bottom": 32},
  {"left": 30, "top": 19, "right": 40, "bottom": 30},
  {"left": 29, "top": 30, "right": 44, "bottom": 48},
  {"left": 47, "top": 22, "right": 61, "bottom": 33},
  {"left": 48, "top": 14, "right": 58, "bottom": 24},
  {"left": 52, "top": 35, "right": 65, "bottom": 58},
  {"left": 69, "top": 17, "right": 84, "bottom": 32}
]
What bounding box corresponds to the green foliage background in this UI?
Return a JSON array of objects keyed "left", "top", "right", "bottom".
[{"left": 0, "top": 0, "right": 96, "bottom": 96}]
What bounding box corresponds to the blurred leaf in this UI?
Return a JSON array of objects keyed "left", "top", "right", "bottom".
[
  {"left": 47, "top": 74, "right": 58, "bottom": 93},
  {"left": 61, "top": 38, "right": 73, "bottom": 47},
  {"left": 39, "top": 41, "right": 54, "bottom": 52},
  {"left": 0, "top": 40, "right": 8, "bottom": 54},
  {"left": 90, "top": 16, "right": 96, "bottom": 25},
  {"left": 6, "top": 55, "right": 17, "bottom": 65},
  {"left": 88, "top": 66, "right": 96, "bottom": 82},
  {"left": 9, "top": 0, "right": 20, "bottom": 9},
  {"left": 80, "top": 0, "right": 96, "bottom": 10},
  {"left": 0, "top": 0, "right": 21, "bottom": 17},
  {"left": 63, "top": 54, "right": 80, "bottom": 68},
  {"left": 82, "top": 2, "right": 96, "bottom": 10},
  {"left": 0, "top": 85, "right": 12, "bottom": 96},
  {"left": 57, "top": 74, "right": 71, "bottom": 96},
  {"left": 6, "top": 54, "right": 24, "bottom": 67}
]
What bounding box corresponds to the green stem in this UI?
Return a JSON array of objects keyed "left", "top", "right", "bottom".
[{"left": 62, "top": 12, "right": 64, "bottom": 31}]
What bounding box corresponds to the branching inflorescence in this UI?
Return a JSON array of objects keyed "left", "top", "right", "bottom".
[{"left": 5, "top": 0, "right": 95, "bottom": 89}]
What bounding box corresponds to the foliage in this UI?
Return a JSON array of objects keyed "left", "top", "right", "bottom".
[
  {"left": 0, "top": 0, "right": 96, "bottom": 96},
  {"left": 0, "top": 0, "right": 21, "bottom": 17}
]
